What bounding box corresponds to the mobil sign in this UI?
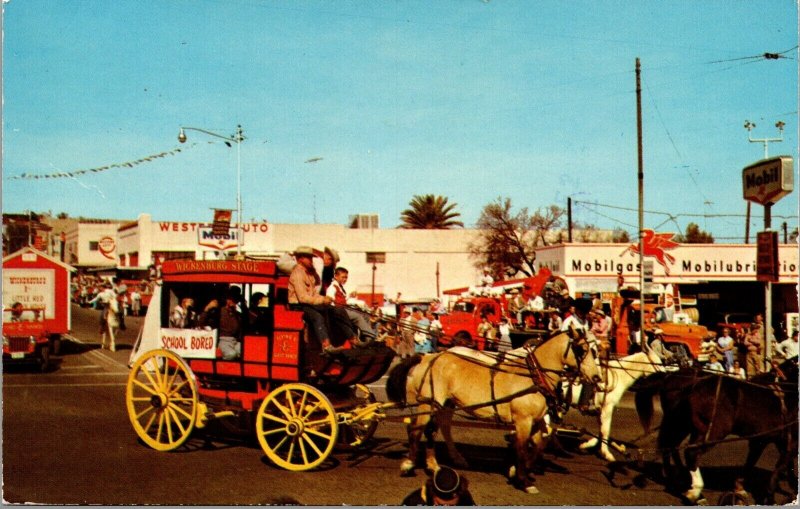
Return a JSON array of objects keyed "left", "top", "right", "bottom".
[{"left": 742, "top": 155, "right": 794, "bottom": 205}]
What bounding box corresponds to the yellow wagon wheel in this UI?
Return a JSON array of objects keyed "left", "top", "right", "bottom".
[
  {"left": 126, "top": 348, "right": 198, "bottom": 451},
  {"left": 256, "top": 383, "right": 338, "bottom": 471}
]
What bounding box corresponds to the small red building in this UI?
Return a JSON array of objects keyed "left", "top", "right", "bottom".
[{"left": 3, "top": 247, "right": 75, "bottom": 369}]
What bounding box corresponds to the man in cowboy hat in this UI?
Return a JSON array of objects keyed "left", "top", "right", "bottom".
[
  {"left": 402, "top": 466, "right": 476, "bottom": 506},
  {"left": 288, "top": 246, "right": 356, "bottom": 355},
  {"left": 319, "top": 246, "right": 340, "bottom": 296}
]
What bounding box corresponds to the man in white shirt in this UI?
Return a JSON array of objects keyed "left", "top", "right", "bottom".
[
  {"left": 561, "top": 298, "right": 598, "bottom": 415},
  {"left": 776, "top": 331, "right": 799, "bottom": 361},
  {"left": 326, "top": 267, "right": 376, "bottom": 343}
]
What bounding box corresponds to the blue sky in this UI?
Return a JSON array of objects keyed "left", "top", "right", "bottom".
[{"left": 3, "top": 0, "right": 798, "bottom": 241}]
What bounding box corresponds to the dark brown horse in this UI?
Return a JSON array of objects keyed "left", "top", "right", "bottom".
[{"left": 635, "top": 360, "right": 798, "bottom": 504}]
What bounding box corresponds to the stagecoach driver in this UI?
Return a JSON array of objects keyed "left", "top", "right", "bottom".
[
  {"left": 288, "top": 246, "right": 356, "bottom": 352},
  {"left": 561, "top": 297, "right": 599, "bottom": 415}
]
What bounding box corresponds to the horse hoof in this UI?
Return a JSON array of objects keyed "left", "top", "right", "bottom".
[
  {"left": 602, "top": 452, "right": 616, "bottom": 463},
  {"left": 508, "top": 466, "right": 516, "bottom": 478},
  {"left": 525, "top": 485, "right": 540, "bottom": 495},
  {"left": 579, "top": 439, "right": 597, "bottom": 450}
]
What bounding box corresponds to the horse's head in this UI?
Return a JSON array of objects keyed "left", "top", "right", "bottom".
[{"left": 562, "top": 326, "right": 602, "bottom": 386}]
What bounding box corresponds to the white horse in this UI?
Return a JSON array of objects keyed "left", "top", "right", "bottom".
[
  {"left": 578, "top": 349, "right": 667, "bottom": 461},
  {"left": 102, "top": 298, "right": 120, "bottom": 352}
]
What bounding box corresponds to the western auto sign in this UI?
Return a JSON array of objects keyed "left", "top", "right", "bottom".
[{"left": 742, "top": 156, "right": 794, "bottom": 205}]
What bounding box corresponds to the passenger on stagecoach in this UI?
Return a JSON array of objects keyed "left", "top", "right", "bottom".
[
  {"left": 218, "top": 290, "right": 243, "bottom": 360},
  {"left": 170, "top": 297, "right": 195, "bottom": 328},
  {"left": 326, "top": 266, "right": 376, "bottom": 343}
]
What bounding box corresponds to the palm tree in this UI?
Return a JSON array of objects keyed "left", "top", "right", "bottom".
[{"left": 399, "top": 194, "right": 464, "bottom": 229}]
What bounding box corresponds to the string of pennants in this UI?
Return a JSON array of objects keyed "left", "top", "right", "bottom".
[{"left": 6, "top": 141, "right": 218, "bottom": 181}]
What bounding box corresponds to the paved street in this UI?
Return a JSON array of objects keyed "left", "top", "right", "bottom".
[{"left": 2, "top": 304, "right": 794, "bottom": 505}]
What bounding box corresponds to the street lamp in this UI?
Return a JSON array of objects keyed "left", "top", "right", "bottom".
[{"left": 178, "top": 125, "right": 246, "bottom": 257}]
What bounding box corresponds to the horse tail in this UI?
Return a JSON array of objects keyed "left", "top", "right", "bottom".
[
  {"left": 631, "top": 370, "right": 669, "bottom": 433},
  {"left": 634, "top": 390, "right": 656, "bottom": 434},
  {"left": 386, "top": 355, "right": 423, "bottom": 406}
]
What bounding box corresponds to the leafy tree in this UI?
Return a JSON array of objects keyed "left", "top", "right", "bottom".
[
  {"left": 56, "top": 212, "right": 69, "bottom": 219},
  {"left": 789, "top": 227, "right": 798, "bottom": 243},
  {"left": 399, "top": 194, "right": 463, "bottom": 229},
  {"left": 612, "top": 228, "right": 631, "bottom": 243},
  {"left": 675, "top": 222, "right": 714, "bottom": 243},
  {"left": 469, "top": 197, "right": 565, "bottom": 278}
]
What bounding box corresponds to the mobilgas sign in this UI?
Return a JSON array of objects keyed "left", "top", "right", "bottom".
[
  {"left": 742, "top": 156, "right": 794, "bottom": 205},
  {"left": 197, "top": 226, "right": 240, "bottom": 251}
]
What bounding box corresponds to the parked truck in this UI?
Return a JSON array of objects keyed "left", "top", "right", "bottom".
[{"left": 611, "top": 288, "right": 714, "bottom": 361}]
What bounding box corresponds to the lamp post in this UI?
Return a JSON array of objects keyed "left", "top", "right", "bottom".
[{"left": 178, "top": 125, "right": 245, "bottom": 257}]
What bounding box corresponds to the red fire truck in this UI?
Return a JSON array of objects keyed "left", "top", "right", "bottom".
[
  {"left": 3, "top": 247, "right": 74, "bottom": 371},
  {"left": 439, "top": 267, "right": 568, "bottom": 349}
]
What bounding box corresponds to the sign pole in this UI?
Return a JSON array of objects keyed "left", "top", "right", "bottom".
[{"left": 764, "top": 204, "right": 772, "bottom": 368}]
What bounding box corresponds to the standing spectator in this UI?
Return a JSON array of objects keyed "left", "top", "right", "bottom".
[
  {"left": 130, "top": 289, "right": 142, "bottom": 317},
  {"left": 497, "top": 317, "right": 512, "bottom": 353},
  {"left": 590, "top": 309, "right": 612, "bottom": 360},
  {"left": 507, "top": 289, "right": 525, "bottom": 326},
  {"left": 102, "top": 296, "right": 120, "bottom": 352},
  {"left": 547, "top": 310, "right": 563, "bottom": 334},
  {"left": 113, "top": 278, "right": 128, "bottom": 331},
  {"left": 697, "top": 335, "right": 717, "bottom": 367},
  {"left": 734, "top": 326, "right": 749, "bottom": 368},
  {"left": 744, "top": 323, "right": 764, "bottom": 377},
  {"left": 717, "top": 327, "right": 735, "bottom": 371},
  {"left": 414, "top": 310, "right": 433, "bottom": 354},
  {"left": 428, "top": 310, "right": 443, "bottom": 351},
  {"left": 562, "top": 298, "right": 597, "bottom": 415},
  {"left": 88, "top": 283, "right": 116, "bottom": 335},
  {"left": 476, "top": 315, "right": 494, "bottom": 351},
  {"left": 398, "top": 309, "right": 417, "bottom": 359},
  {"left": 478, "top": 268, "right": 494, "bottom": 289},
  {"left": 775, "top": 330, "right": 799, "bottom": 361}
]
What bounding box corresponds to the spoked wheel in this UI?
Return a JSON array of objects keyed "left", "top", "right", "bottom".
[
  {"left": 256, "top": 383, "right": 338, "bottom": 471},
  {"left": 126, "top": 349, "right": 198, "bottom": 451},
  {"left": 337, "top": 385, "right": 379, "bottom": 449}
]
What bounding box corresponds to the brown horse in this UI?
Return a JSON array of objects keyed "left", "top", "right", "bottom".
[
  {"left": 635, "top": 360, "right": 799, "bottom": 504},
  {"left": 386, "top": 328, "right": 602, "bottom": 494}
]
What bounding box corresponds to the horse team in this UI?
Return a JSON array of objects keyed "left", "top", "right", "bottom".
[{"left": 385, "top": 328, "right": 798, "bottom": 504}]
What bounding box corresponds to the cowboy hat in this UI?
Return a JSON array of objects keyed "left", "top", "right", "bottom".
[
  {"left": 293, "top": 245, "right": 315, "bottom": 257},
  {"left": 324, "top": 246, "right": 340, "bottom": 263},
  {"left": 431, "top": 466, "right": 461, "bottom": 500}
]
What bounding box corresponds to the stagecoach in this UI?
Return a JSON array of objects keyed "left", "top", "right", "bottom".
[{"left": 126, "top": 259, "right": 396, "bottom": 471}]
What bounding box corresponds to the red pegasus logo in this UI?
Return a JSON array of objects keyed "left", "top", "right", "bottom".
[{"left": 621, "top": 229, "right": 680, "bottom": 275}]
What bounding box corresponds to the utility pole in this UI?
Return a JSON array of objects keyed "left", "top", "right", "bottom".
[
  {"left": 567, "top": 197, "right": 573, "bottom": 242},
  {"left": 635, "top": 58, "right": 647, "bottom": 348}
]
